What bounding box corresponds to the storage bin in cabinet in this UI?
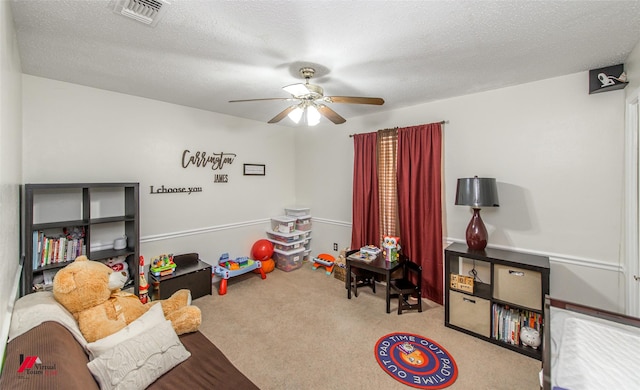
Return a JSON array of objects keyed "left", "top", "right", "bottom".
[
  {"left": 273, "top": 247, "right": 305, "bottom": 272},
  {"left": 449, "top": 290, "right": 490, "bottom": 338},
  {"left": 493, "top": 264, "right": 542, "bottom": 310},
  {"left": 271, "top": 216, "right": 297, "bottom": 233}
]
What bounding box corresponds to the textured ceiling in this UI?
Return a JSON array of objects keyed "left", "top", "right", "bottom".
[{"left": 9, "top": 0, "right": 640, "bottom": 126}]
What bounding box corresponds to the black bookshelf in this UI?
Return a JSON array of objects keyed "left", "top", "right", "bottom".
[
  {"left": 21, "top": 183, "right": 139, "bottom": 296},
  {"left": 444, "top": 242, "right": 550, "bottom": 360}
]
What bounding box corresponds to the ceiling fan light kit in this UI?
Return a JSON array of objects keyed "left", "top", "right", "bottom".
[
  {"left": 229, "top": 67, "right": 384, "bottom": 125},
  {"left": 306, "top": 105, "right": 321, "bottom": 126},
  {"left": 288, "top": 106, "right": 304, "bottom": 123},
  {"left": 287, "top": 102, "right": 322, "bottom": 126}
]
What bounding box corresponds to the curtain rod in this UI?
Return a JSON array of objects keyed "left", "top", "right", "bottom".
[{"left": 348, "top": 120, "right": 448, "bottom": 137}]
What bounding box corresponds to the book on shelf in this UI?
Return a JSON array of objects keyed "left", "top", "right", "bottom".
[
  {"left": 33, "top": 229, "right": 86, "bottom": 269},
  {"left": 492, "top": 303, "right": 542, "bottom": 346}
]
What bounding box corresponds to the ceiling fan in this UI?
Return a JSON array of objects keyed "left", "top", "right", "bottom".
[{"left": 229, "top": 67, "right": 384, "bottom": 125}]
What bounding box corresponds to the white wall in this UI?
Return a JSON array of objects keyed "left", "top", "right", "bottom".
[
  {"left": 296, "top": 71, "right": 627, "bottom": 312},
  {"left": 0, "top": 0, "right": 23, "bottom": 362},
  {"left": 623, "top": 40, "right": 640, "bottom": 315},
  {"left": 625, "top": 41, "right": 640, "bottom": 94},
  {"left": 22, "top": 76, "right": 297, "bottom": 264},
  {"left": 15, "top": 46, "right": 633, "bottom": 315}
]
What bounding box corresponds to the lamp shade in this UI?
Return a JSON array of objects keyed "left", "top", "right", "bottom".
[{"left": 455, "top": 177, "right": 499, "bottom": 208}]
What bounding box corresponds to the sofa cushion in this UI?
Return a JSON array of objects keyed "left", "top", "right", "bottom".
[
  {"left": 87, "top": 319, "right": 190, "bottom": 390},
  {"left": 0, "top": 321, "right": 99, "bottom": 390},
  {"left": 148, "top": 330, "right": 260, "bottom": 389}
]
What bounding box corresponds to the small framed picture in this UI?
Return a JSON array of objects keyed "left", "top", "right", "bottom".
[{"left": 243, "top": 164, "right": 265, "bottom": 176}]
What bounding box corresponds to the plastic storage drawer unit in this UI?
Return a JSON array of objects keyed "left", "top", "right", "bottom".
[
  {"left": 267, "top": 238, "right": 304, "bottom": 251},
  {"left": 273, "top": 247, "right": 305, "bottom": 272},
  {"left": 266, "top": 230, "right": 303, "bottom": 243},
  {"left": 271, "top": 216, "right": 297, "bottom": 234},
  {"left": 295, "top": 216, "right": 312, "bottom": 231}
]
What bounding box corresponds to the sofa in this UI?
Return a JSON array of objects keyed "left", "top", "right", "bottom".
[{"left": 0, "top": 291, "right": 258, "bottom": 390}]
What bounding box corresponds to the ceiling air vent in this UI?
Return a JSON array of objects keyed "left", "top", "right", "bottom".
[{"left": 113, "top": 0, "right": 170, "bottom": 27}]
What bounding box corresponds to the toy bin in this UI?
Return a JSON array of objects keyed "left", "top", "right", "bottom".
[
  {"left": 296, "top": 216, "right": 312, "bottom": 231},
  {"left": 273, "top": 247, "right": 305, "bottom": 272},
  {"left": 285, "top": 207, "right": 310, "bottom": 217},
  {"left": 266, "top": 230, "right": 303, "bottom": 243},
  {"left": 271, "top": 216, "right": 297, "bottom": 234},
  {"left": 304, "top": 238, "right": 312, "bottom": 250},
  {"left": 303, "top": 249, "right": 311, "bottom": 262},
  {"left": 267, "top": 238, "right": 304, "bottom": 252}
]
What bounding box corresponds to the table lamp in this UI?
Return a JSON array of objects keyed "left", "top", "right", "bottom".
[{"left": 455, "top": 176, "right": 499, "bottom": 250}]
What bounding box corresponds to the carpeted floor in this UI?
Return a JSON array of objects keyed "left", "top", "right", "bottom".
[{"left": 191, "top": 261, "right": 542, "bottom": 389}]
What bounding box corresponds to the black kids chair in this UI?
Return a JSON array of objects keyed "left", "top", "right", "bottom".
[{"left": 389, "top": 255, "right": 422, "bottom": 314}]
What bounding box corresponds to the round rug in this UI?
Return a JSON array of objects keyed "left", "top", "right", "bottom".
[{"left": 374, "top": 332, "right": 458, "bottom": 389}]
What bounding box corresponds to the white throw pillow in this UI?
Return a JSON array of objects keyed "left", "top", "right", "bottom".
[
  {"left": 86, "top": 303, "right": 165, "bottom": 360},
  {"left": 87, "top": 319, "right": 191, "bottom": 390}
]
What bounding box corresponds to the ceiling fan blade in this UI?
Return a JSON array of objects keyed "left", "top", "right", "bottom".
[
  {"left": 268, "top": 105, "right": 298, "bottom": 124},
  {"left": 229, "top": 98, "right": 294, "bottom": 103},
  {"left": 283, "top": 83, "right": 310, "bottom": 96},
  {"left": 324, "top": 96, "right": 385, "bottom": 105},
  {"left": 317, "top": 105, "right": 346, "bottom": 124}
]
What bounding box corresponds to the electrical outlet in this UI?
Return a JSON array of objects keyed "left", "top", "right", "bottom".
[{"left": 333, "top": 243, "right": 338, "bottom": 251}]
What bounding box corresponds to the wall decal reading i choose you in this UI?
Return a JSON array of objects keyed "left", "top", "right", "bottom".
[
  {"left": 182, "top": 149, "right": 237, "bottom": 183},
  {"left": 149, "top": 185, "right": 202, "bottom": 195}
]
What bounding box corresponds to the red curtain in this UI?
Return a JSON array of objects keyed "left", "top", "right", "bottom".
[
  {"left": 351, "top": 132, "right": 380, "bottom": 249},
  {"left": 397, "top": 123, "right": 443, "bottom": 304}
]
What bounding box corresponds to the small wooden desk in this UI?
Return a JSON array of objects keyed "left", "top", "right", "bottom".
[{"left": 346, "top": 252, "right": 403, "bottom": 313}]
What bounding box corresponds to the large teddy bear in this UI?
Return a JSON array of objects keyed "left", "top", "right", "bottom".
[{"left": 53, "top": 255, "right": 201, "bottom": 343}]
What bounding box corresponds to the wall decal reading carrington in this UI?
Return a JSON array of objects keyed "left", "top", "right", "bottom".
[
  {"left": 182, "top": 150, "right": 236, "bottom": 170},
  {"left": 150, "top": 185, "right": 203, "bottom": 195},
  {"left": 182, "top": 149, "right": 236, "bottom": 183}
]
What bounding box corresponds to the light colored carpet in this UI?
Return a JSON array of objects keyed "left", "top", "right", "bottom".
[{"left": 192, "top": 262, "right": 542, "bottom": 389}]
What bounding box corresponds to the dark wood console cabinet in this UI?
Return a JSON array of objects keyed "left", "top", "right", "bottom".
[{"left": 150, "top": 253, "right": 212, "bottom": 300}]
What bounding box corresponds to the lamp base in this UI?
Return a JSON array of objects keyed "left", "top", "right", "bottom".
[{"left": 466, "top": 208, "right": 488, "bottom": 250}]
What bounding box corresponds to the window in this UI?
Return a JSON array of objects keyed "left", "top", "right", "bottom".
[{"left": 377, "top": 129, "right": 399, "bottom": 243}]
